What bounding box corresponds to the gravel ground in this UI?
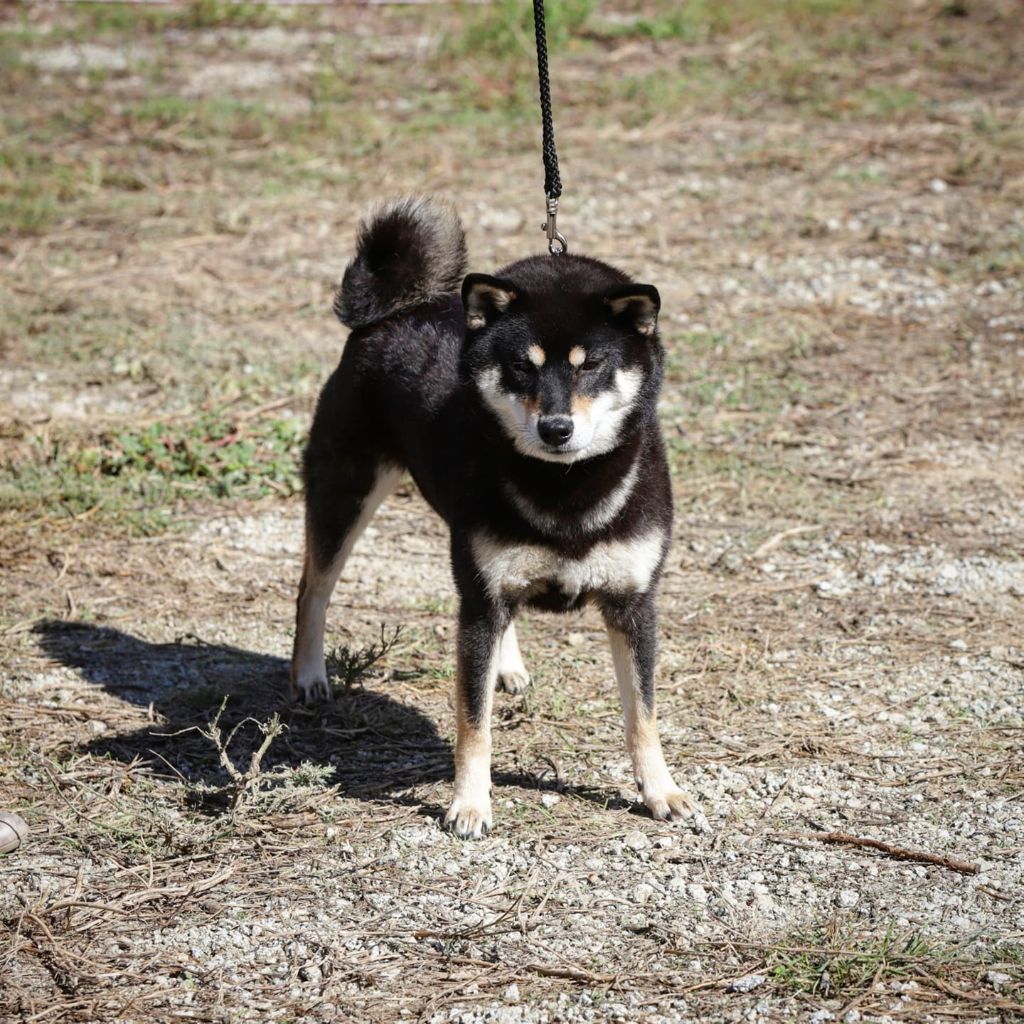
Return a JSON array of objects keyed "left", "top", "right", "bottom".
[{"left": 2, "top": 2, "right": 1023, "bottom": 1021}]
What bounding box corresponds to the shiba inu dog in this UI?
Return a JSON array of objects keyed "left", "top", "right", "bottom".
[{"left": 292, "top": 197, "right": 695, "bottom": 837}]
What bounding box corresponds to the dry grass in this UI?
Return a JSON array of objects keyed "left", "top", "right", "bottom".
[{"left": 2, "top": 0, "right": 1023, "bottom": 1021}]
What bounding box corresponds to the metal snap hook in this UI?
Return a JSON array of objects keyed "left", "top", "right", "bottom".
[{"left": 542, "top": 197, "right": 568, "bottom": 255}]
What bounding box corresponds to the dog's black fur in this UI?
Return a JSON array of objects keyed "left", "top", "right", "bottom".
[{"left": 293, "top": 197, "right": 694, "bottom": 837}]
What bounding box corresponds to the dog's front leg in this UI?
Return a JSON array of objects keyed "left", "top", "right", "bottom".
[
  {"left": 444, "top": 602, "right": 506, "bottom": 839},
  {"left": 603, "top": 595, "right": 696, "bottom": 821}
]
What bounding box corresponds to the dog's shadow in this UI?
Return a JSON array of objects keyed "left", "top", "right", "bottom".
[
  {"left": 33, "top": 620, "right": 453, "bottom": 810},
  {"left": 34, "top": 620, "right": 637, "bottom": 820}
]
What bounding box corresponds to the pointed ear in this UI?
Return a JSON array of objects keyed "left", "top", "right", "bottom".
[
  {"left": 462, "top": 273, "right": 518, "bottom": 331},
  {"left": 603, "top": 283, "right": 660, "bottom": 337}
]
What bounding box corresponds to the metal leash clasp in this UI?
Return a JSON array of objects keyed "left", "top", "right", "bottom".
[{"left": 542, "top": 196, "right": 567, "bottom": 254}]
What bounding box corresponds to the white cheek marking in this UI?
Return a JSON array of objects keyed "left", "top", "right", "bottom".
[
  {"left": 505, "top": 457, "right": 640, "bottom": 536},
  {"left": 615, "top": 367, "right": 643, "bottom": 404},
  {"left": 568, "top": 346, "right": 586, "bottom": 368},
  {"left": 475, "top": 366, "right": 534, "bottom": 440},
  {"left": 471, "top": 529, "right": 665, "bottom": 603},
  {"left": 580, "top": 368, "right": 643, "bottom": 456},
  {"left": 528, "top": 345, "right": 546, "bottom": 367}
]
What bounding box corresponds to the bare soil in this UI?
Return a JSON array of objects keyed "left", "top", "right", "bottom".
[{"left": 1, "top": 2, "right": 1022, "bottom": 1022}]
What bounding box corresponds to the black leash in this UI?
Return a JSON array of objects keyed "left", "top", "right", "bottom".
[{"left": 532, "top": 0, "right": 567, "bottom": 254}]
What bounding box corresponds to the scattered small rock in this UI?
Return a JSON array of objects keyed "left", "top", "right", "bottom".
[
  {"left": 986, "top": 970, "right": 1011, "bottom": 991},
  {"left": 298, "top": 964, "right": 322, "bottom": 985},
  {"left": 727, "top": 974, "right": 767, "bottom": 993},
  {"left": 632, "top": 883, "right": 655, "bottom": 905},
  {"left": 837, "top": 889, "right": 860, "bottom": 909},
  {"left": 623, "top": 830, "right": 650, "bottom": 852},
  {"left": 686, "top": 883, "right": 709, "bottom": 904}
]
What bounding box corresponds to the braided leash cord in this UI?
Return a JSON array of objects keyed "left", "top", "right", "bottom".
[
  {"left": 532, "top": 0, "right": 561, "bottom": 200},
  {"left": 532, "top": 0, "right": 567, "bottom": 252}
]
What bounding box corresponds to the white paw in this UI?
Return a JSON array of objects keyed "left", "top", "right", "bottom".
[
  {"left": 443, "top": 796, "right": 493, "bottom": 839},
  {"left": 641, "top": 783, "right": 698, "bottom": 822},
  {"left": 496, "top": 668, "right": 530, "bottom": 695},
  {"left": 292, "top": 674, "right": 332, "bottom": 706}
]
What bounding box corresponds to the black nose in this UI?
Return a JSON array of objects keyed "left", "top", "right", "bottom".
[{"left": 537, "top": 415, "right": 574, "bottom": 446}]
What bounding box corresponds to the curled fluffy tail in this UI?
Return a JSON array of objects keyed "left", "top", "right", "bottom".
[{"left": 333, "top": 197, "right": 467, "bottom": 329}]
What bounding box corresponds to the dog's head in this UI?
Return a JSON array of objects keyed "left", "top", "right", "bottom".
[{"left": 461, "top": 255, "right": 663, "bottom": 464}]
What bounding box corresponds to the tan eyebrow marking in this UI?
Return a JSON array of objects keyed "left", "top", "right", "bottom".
[
  {"left": 568, "top": 345, "right": 586, "bottom": 368},
  {"left": 527, "top": 344, "right": 546, "bottom": 367}
]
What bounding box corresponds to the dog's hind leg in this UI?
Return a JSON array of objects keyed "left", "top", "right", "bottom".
[
  {"left": 495, "top": 620, "right": 530, "bottom": 695},
  {"left": 602, "top": 595, "right": 697, "bottom": 822},
  {"left": 292, "top": 459, "right": 403, "bottom": 705}
]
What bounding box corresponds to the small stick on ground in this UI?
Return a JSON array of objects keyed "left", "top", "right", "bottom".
[
  {"left": 751, "top": 524, "right": 823, "bottom": 561},
  {"left": 782, "top": 831, "right": 978, "bottom": 875}
]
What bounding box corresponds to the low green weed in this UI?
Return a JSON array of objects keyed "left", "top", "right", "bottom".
[
  {"left": 2, "top": 412, "right": 304, "bottom": 535},
  {"left": 326, "top": 625, "right": 404, "bottom": 696},
  {"left": 445, "top": 0, "right": 597, "bottom": 60}
]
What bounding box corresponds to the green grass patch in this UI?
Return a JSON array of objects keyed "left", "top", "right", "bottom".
[
  {"left": 63, "top": 0, "right": 289, "bottom": 35},
  {"left": 851, "top": 84, "right": 922, "bottom": 118},
  {"left": 126, "top": 95, "right": 276, "bottom": 142},
  {"left": 0, "top": 116, "right": 188, "bottom": 234},
  {"left": 664, "top": 360, "right": 806, "bottom": 415},
  {"left": 586, "top": 1, "right": 927, "bottom": 122},
  {"left": 2, "top": 412, "right": 304, "bottom": 535},
  {"left": 445, "top": 0, "right": 597, "bottom": 60},
  {"left": 766, "top": 925, "right": 936, "bottom": 996},
  {"left": 0, "top": 144, "right": 83, "bottom": 236},
  {"left": 620, "top": 7, "right": 710, "bottom": 44},
  {"left": 600, "top": 0, "right": 886, "bottom": 44},
  {"left": 0, "top": 23, "right": 43, "bottom": 60},
  {"left": 758, "top": 925, "right": 1024, "bottom": 1003}
]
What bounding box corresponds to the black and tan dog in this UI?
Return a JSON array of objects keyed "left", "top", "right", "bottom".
[{"left": 292, "top": 197, "right": 695, "bottom": 837}]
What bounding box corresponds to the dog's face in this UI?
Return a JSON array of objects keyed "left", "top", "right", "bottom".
[{"left": 461, "top": 258, "right": 662, "bottom": 464}]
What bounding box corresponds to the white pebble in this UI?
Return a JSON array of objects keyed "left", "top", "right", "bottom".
[
  {"left": 686, "top": 883, "right": 708, "bottom": 903},
  {"left": 837, "top": 889, "right": 859, "bottom": 908},
  {"left": 624, "top": 830, "right": 650, "bottom": 852}
]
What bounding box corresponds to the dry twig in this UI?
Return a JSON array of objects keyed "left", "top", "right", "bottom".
[
  {"left": 784, "top": 831, "right": 979, "bottom": 875},
  {"left": 751, "top": 524, "right": 823, "bottom": 561},
  {"left": 168, "top": 698, "right": 286, "bottom": 810}
]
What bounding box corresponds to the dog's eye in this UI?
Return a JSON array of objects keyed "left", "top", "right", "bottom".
[
  {"left": 511, "top": 358, "right": 534, "bottom": 374},
  {"left": 581, "top": 356, "right": 605, "bottom": 371}
]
